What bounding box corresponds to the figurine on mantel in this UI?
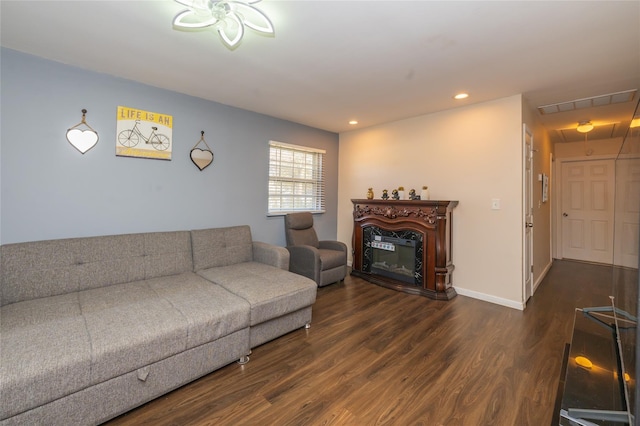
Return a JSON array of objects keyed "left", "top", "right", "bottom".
[
  {"left": 408, "top": 189, "right": 420, "bottom": 200},
  {"left": 381, "top": 189, "right": 389, "bottom": 200},
  {"left": 366, "top": 188, "right": 374, "bottom": 199},
  {"left": 391, "top": 189, "right": 400, "bottom": 200}
]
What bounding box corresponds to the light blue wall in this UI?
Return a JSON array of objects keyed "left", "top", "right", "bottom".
[{"left": 0, "top": 48, "right": 339, "bottom": 245}]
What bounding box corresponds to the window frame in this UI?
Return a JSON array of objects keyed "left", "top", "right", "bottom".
[{"left": 267, "top": 140, "right": 326, "bottom": 216}]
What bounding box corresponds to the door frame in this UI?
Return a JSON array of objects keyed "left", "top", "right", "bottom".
[
  {"left": 523, "top": 124, "right": 534, "bottom": 305},
  {"left": 613, "top": 153, "right": 640, "bottom": 268},
  {"left": 553, "top": 154, "right": 618, "bottom": 260}
]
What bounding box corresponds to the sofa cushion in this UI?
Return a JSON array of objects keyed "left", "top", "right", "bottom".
[
  {"left": 197, "top": 262, "right": 317, "bottom": 326},
  {"left": 78, "top": 273, "right": 249, "bottom": 384},
  {"left": 141, "top": 231, "right": 194, "bottom": 280},
  {"left": 191, "top": 226, "right": 253, "bottom": 270},
  {"left": 146, "top": 273, "right": 250, "bottom": 349},
  {"left": 0, "top": 238, "right": 83, "bottom": 306},
  {"left": 74, "top": 234, "right": 147, "bottom": 292},
  {"left": 0, "top": 231, "right": 194, "bottom": 306},
  {"left": 76, "top": 231, "right": 194, "bottom": 291},
  {"left": 78, "top": 280, "right": 188, "bottom": 384},
  {"left": 0, "top": 294, "right": 92, "bottom": 420}
]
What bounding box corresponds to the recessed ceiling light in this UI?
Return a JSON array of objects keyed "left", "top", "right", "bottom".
[
  {"left": 349, "top": 120, "right": 358, "bottom": 125},
  {"left": 454, "top": 93, "right": 469, "bottom": 100}
]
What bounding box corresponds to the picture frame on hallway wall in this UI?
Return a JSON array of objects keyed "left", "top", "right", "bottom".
[
  {"left": 542, "top": 174, "right": 549, "bottom": 202},
  {"left": 116, "top": 105, "right": 173, "bottom": 160}
]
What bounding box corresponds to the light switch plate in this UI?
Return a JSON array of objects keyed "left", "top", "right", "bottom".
[{"left": 491, "top": 198, "right": 501, "bottom": 210}]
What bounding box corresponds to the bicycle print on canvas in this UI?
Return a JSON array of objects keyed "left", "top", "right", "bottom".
[{"left": 116, "top": 106, "right": 173, "bottom": 160}]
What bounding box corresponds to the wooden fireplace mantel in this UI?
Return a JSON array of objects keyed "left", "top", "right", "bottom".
[{"left": 351, "top": 199, "right": 458, "bottom": 300}]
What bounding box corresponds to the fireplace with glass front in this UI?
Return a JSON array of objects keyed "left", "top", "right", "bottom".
[
  {"left": 351, "top": 199, "right": 458, "bottom": 300},
  {"left": 370, "top": 234, "right": 418, "bottom": 284}
]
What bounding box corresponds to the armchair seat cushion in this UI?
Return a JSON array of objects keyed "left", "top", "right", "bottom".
[{"left": 319, "top": 248, "right": 346, "bottom": 270}]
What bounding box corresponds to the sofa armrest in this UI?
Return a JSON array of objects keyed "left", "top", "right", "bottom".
[
  {"left": 319, "top": 240, "right": 347, "bottom": 254},
  {"left": 286, "top": 245, "right": 321, "bottom": 284},
  {"left": 252, "top": 241, "right": 290, "bottom": 270}
]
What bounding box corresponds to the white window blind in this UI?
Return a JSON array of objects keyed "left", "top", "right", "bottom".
[{"left": 268, "top": 141, "right": 326, "bottom": 215}]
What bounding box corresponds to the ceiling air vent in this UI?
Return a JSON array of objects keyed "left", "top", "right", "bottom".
[{"left": 537, "top": 89, "right": 637, "bottom": 115}]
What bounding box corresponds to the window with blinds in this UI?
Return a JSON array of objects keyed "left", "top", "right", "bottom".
[{"left": 268, "top": 141, "right": 326, "bottom": 215}]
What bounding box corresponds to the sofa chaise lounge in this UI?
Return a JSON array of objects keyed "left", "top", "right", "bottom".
[{"left": 0, "top": 225, "right": 317, "bottom": 425}]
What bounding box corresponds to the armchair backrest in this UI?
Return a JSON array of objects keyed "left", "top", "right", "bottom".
[{"left": 284, "top": 212, "right": 320, "bottom": 248}]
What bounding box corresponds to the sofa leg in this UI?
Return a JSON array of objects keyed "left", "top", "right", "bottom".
[
  {"left": 305, "top": 323, "right": 311, "bottom": 329},
  {"left": 238, "top": 355, "right": 250, "bottom": 365}
]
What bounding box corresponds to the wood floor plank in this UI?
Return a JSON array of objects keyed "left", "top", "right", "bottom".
[{"left": 105, "top": 260, "right": 632, "bottom": 426}]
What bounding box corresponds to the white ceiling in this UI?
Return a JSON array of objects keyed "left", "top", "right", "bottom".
[{"left": 2, "top": 1, "right": 639, "bottom": 143}]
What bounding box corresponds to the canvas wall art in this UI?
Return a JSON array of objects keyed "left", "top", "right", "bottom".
[{"left": 116, "top": 106, "right": 173, "bottom": 160}]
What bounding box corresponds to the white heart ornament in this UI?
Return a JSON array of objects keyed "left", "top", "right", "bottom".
[
  {"left": 67, "top": 129, "right": 98, "bottom": 154},
  {"left": 190, "top": 148, "right": 214, "bottom": 171}
]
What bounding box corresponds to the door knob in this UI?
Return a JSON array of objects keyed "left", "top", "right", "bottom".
[
  {"left": 526, "top": 222, "right": 533, "bottom": 228},
  {"left": 562, "top": 213, "right": 568, "bottom": 217}
]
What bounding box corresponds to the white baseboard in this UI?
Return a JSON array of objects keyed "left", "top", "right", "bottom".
[
  {"left": 454, "top": 260, "right": 551, "bottom": 310},
  {"left": 453, "top": 287, "right": 525, "bottom": 311},
  {"left": 348, "top": 260, "right": 527, "bottom": 311},
  {"left": 533, "top": 260, "right": 553, "bottom": 294}
]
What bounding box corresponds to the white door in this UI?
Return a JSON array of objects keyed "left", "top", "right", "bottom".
[
  {"left": 523, "top": 125, "right": 533, "bottom": 303},
  {"left": 561, "top": 159, "right": 615, "bottom": 264},
  {"left": 613, "top": 157, "right": 640, "bottom": 268}
]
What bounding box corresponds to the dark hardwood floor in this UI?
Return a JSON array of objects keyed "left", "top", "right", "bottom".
[{"left": 106, "top": 260, "right": 618, "bottom": 426}]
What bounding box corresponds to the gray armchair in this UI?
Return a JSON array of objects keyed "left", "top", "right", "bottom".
[{"left": 284, "top": 212, "right": 347, "bottom": 287}]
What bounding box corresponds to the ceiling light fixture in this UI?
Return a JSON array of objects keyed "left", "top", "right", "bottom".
[
  {"left": 349, "top": 120, "right": 358, "bottom": 125},
  {"left": 454, "top": 93, "right": 469, "bottom": 100},
  {"left": 579, "top": 122, "right": 595, "bottom": 156},
  {"left": 576, "top": 121, "right": 594, "bottom": 133},
  {"left": 173, "top": 0, "right": 275, "bottom": 50}
]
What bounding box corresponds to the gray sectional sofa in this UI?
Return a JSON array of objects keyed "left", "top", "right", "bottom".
[{"left": 0, "top": 225, "right": 317, "bottom": 425}]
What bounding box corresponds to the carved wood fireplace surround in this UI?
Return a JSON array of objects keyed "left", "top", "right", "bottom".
[{"left": 351, "top": 199, "right": 458, "bottom": 300}]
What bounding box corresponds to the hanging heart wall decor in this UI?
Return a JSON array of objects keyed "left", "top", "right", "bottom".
[
  {"left": 190, "top": 131, "right": 214, "bottom": 171},
  {"left": 191, "top": 148, "right": 214, "bottom": 170},
  {"left": 66, "top": 109, "right": 99, "bottom": 154},
  {"left": 67, "top": 129, "right": 99, "bottom": 154}
]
